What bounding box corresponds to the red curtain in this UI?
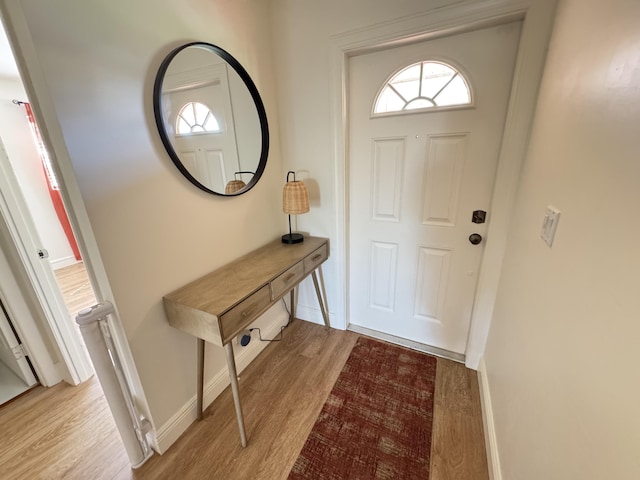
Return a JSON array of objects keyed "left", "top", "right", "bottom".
[{"left": 23, "top": 102, "right": 81, "bottom": 261}]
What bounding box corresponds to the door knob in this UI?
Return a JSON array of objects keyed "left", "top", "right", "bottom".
[{"left": 469, "top": 233, "right": 482, "bottom": 245}]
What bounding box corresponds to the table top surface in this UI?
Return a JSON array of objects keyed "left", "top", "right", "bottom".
[{"left": 163, "top": 236, "right": 328, "bottom": 316}]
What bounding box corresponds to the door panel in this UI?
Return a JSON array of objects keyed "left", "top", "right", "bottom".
[
  {"left": 348, "top": 22, "right": 522, "bottom": 353},
  {"left": 414, "top": 246, "right": 451, "bottom": 322},
  {"left": 422, "top": 133, "right": 467, "bottom": 226},
  {"left": 369, "top": 241, "right": 398, "bottom": 312},
  {"left": 371, "top": 138, "right": 404, "bottom": 222}
]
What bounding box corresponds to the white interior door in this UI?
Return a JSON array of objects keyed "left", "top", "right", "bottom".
[
  {"left": 348, "top": 22, "right": 521, "bottom": 354},
  {"left": 0, "top": 298, "right": 37, "bottom": 387}
]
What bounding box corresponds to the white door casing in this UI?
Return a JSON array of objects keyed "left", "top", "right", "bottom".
[
  {"left": 348, "top": 22, "right": 521, "bottom": 354},
  {"left": 0, "top": 215, "right": 61, "bottom": 386}
]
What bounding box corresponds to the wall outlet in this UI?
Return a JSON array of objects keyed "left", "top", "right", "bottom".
[
  {"left": 540, "top": 206, "right": 561, "bottom": 247},
  {"left": 237, "top": 330, "right": 251, "bottom": 347}
]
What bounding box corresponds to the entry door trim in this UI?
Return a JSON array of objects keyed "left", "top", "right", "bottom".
[{"left": 329, "top": 0, "right": 558, "bottom": 369}]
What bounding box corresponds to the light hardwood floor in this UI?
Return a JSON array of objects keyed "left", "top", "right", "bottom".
[
  {"left": 0, "top": 372, "right": 129, "bottom": 479},
  {"left": 0, "top": 262, "right": 96, "bottom": 407},
  {"left": 54, "top": 262, "right": 97, "bottom": 319},
  {"left": 0, "top": 318, "right": 488, "bottom": 480}
]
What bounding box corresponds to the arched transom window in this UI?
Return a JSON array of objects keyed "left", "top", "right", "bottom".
[
  {"left": 176, "top": 102, "right": 221, "bottom": 135},
  {"left": 373, "top": 61, "right": 472, "bottom": 115}
]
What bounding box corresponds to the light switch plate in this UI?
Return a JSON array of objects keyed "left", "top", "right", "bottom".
[{"left": 541, "top": 206, "right": 560, "bottom": 247}]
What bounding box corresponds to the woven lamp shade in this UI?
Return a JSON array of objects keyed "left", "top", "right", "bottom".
[
  {"left": 225, "top": 179, "right": 246, "bottom": 194},
  {"left": 282, "top": 180, "right": 310, "bottom": 214}
]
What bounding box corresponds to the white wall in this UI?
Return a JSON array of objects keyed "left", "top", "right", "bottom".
[
  {"left": 0, "top": 76, "right": 74, "bottom": 268},
  {"left": 14, "top": 0, "right": 285, "bottom": 434},
  {"left": 484, "top": 0, "right": 640, "bottom": 478}
]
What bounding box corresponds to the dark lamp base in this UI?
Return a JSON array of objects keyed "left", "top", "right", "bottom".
[{"left": 282, "top": 233, "right": 304, "bottom": 244}]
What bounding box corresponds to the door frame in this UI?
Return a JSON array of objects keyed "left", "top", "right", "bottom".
[
  {"left": 0, "top": 202, "right": 63, "bottom": 385},
  {"left": 0, "top": 138, "right": 91, "bottom": 385},
  {"left": 329, "top": 0, "right": 558, "bottom": 369},
  {"left": 1, "top": 0, "right": 156, "bottom": 450}
]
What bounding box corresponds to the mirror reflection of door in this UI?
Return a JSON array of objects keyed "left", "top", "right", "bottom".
[{"left": 164, "top": 64, "right": 241, "bottom": 193}]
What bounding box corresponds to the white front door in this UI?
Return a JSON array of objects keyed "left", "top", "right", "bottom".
[{"left": 348, "top": 22, "right": 521, "bottom": 354}]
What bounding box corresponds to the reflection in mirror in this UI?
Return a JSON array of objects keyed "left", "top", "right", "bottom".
[
  {"left": 225, "top": 171, "right": 254, "bottom": 194},
  {"left": 153, "top": 42, "right": 268, "bottom": 196}
]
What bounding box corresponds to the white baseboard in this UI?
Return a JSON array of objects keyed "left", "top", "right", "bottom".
[
  {"left": 50, "top": 256, "right": 78, "bottom": 270},
  {"left": 296, "top": 302, "right": 342, "bottom": 329},
  {"left": 154, "top": 307, "right": 288, "bottom": 453},
  {"left": 477, "top": 357, "right": 502, "bottom": 480},
  {"left": 295, "top": 303, "right": 325, "bottom": 326}
]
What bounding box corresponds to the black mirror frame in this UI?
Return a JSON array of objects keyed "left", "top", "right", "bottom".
[{"left": 153, "top": 42, "right": 269, "bottom": 196}]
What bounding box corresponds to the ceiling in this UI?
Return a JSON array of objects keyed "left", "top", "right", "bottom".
[{"left": 0, "top": 20, "right": 20, "bottom": 79}]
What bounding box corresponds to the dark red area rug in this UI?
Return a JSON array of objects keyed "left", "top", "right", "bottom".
[{"left": 288, "top": 336, "right": 437, "bottom": 480}]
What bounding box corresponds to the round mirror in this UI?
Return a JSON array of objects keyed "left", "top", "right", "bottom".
[{"left": 153, "top": 42, "right": 269, "bottom": 196}]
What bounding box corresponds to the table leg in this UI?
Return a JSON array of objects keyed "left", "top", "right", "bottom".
[
  {"left": 318, "top": 265, "right": 329, "bottom": 316},
  {"left": 225, "top": 342, "right": 247, "bottom": 447},
  {"left": 311, "top": 269, "right": 330, "bottom": 328},
  {"left": 197, "top": 338, "right": 204, "bottom": 420}
]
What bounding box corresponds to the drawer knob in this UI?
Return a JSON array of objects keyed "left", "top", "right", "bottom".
[
  {"left": 312, "top": 254, "right": 322, "bottom": 262},
  {"left": 283, "top": 273, "right": 295, "bottom": 283}
]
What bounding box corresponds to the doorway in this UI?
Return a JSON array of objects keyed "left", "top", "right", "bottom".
[
  {"left": 0, "top": 20, "right": 95, "bottom": 401},
  {"left": 0, "top": 7, "right": 153, "bottom": 467},
  {"left": 347, "top": 22, "right": 521, "bottom": 355},
  {"left": 0, "top": 126, "right": 97, "bottom": 401}
]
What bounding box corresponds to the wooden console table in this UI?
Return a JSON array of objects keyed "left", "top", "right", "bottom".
[{"left": 163, "top": 236, "right": 330, "bottom": 447}]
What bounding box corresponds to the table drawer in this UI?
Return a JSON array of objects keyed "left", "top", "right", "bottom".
[
  {"left": 219, "top": 285, "right": 271, "bottom": 342},
  {"left": 304, "top": 244, "right": 328, "bottom": 274},
  {"left": 271, "top": 261, "right": 304, "bottom": 300}
]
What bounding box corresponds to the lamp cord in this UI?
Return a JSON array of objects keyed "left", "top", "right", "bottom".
[{"left": 249, "top": 298, "right": 292, "bottom": 342}]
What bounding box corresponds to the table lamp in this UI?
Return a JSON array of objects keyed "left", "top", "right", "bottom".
[{"left": 282, "top": 170, "right": 309, "bottom": 244}]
